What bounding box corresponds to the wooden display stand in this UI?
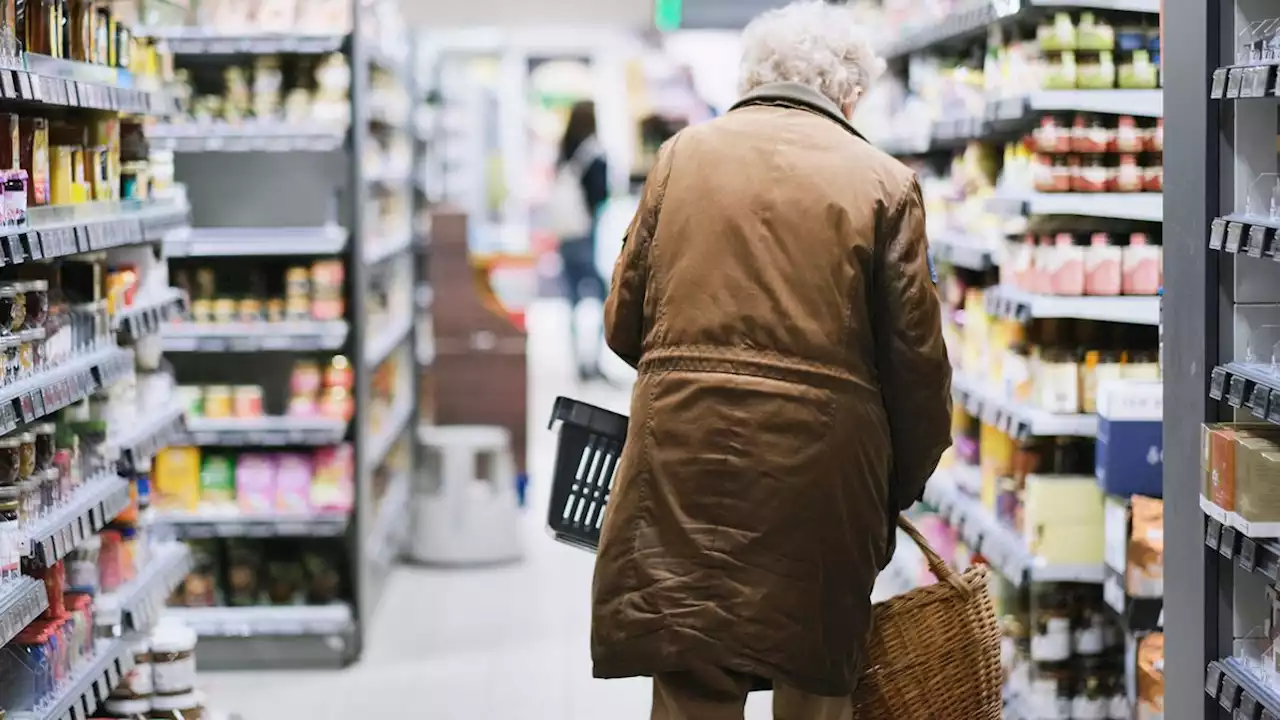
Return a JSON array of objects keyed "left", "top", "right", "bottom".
[{"left": 421, "top": 208, "right": 529, "bottom": 474}]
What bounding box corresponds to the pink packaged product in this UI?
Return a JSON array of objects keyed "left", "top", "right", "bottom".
[
  {"left": 311, "top": 444, "right": 353, "bottom": 512},
  {"left": 1083, "top": 233, "right": 1122, "bottom": 296},
  {"left": 1048, "top": 233, "right": 1084, "bottom": 296},
  {"left": 1122, "top": 233, "right": 1162, "bottom": 295},
  {"left": 3, "top": 169, "right": 25, "bottom": 228},
  {"left": 235, "top": 454, "right": 276, "bottom": 513},
  {"left": 274, "top": 453, "right": 312, "bottom": 513},
  {"left": 1032, "top": 236, "right": 1054, "bottom": 293}
]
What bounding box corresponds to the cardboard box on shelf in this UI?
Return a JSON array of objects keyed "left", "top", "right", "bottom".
[
  {"left": 1024, "top": 474, "right": 1105, "bottom": 566},
  {"left": 1096, "top": 379, "right": 1162, "bottom": 498}
]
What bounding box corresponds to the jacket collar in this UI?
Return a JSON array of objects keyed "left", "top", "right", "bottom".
[{"left": 729, "top": 82, "right": 867, "bottom": 142}]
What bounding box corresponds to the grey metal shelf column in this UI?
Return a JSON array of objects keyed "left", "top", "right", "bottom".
[{"left": 1162, "top": 0, "right": 1219, "bottom": 713}]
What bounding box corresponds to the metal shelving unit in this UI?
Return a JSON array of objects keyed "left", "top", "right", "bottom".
[
  {"left": 1166, "top": 0, "right": 1280, "bottom": 715},
  {"left": 877, "top": 0, "right": 1166, "bottom": 714},
  {"left": 147, "top": 5, "right": 416, "bottom": 670}
]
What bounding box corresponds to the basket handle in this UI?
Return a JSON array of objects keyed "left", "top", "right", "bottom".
[{"left": 897, "top": 516, "right": 972, "bottom": 596}]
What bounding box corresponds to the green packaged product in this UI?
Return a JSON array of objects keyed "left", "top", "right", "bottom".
[{"left": 199, "top": 454, "right": 235, "bottom": 508}]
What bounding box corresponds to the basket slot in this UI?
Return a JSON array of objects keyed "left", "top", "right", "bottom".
[{"left": 581, "top": 435, "right": 620, "bottom": 532}]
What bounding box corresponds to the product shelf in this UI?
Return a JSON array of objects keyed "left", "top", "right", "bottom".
[
  {"left": 0, "top": 198, "right": 191, "bottom": 265},
  {"left": 931, "top": 233, "right": 999, "bottom": 271},
  {"left": 987, "top": 192, "right": 1164, "bottom": 223},
  {"left": 952, "top": 371, "right": 1098, "bottom": 438},
  {"left": 1208, "top": 362, "right": 1280, "bottom": 425},
  {"left": 106, "top": 399, "right": 187, "bottom": 473},
  {"left": 8, "top": 634, "right": 142, "bottom": 720},
  {"left": 166, "top": 603, "right": 354, "bottom": 638},
  {"left": 182, "top": 415, "right": 348, "bottom": 447},
  {"left": 925, "top": 470, "right": 1107, "bottom": 585},
  {"left": 364, "top": 399, "right": 412, "bottom": 475},
  {"left": 0, "top": 576, "right": 50, "bottom": 651},
  {"left": 1206, "top": 657, "right": 1280, "bottom": 719},
  {"left": 881, "top": 0, "right": 1160, "bottom": 60},
  {"left": 2, "top": 53, "right": 175, "bottom": 114},
  {"left": 136, "top": 28, "right": 348, "bottom": 55},
  {"left": 1205, "top": 516, "right": 1280, "bottom": 583},
  {"left": 146, "top": 121, "right": 348, "bottom": 153},
  {"left": 985, "top": 285, "right": 1160, "bottom": 325},
  {"left": 152, "top": 510, "right": 349, "bottom": 539},
  {"left": 163, "top": 226, "right": 349, "bottom": 257},
  {"left": 162, "top": 319, "right": 350, "bottom": 353},
  {"left": 884, "top": 90, "right": 1165, "bottom": 156},
  {"left": 113, "top": 288, "right": 188, "bottom": 343},
  {"left": 98, "top": 542, "right": 192, "bottom": 633},
  {"left": 364, "top": 313, "right": 412, "bottom": 368},
  {"left": 1208, "top": 213, "right": 1280, "bottom": 259},
  {"left": 27, "top": 475, "right": 131, "bottom": 566},
  {"left": 0, "top": 346, "right": 133, "bottom": 435}
]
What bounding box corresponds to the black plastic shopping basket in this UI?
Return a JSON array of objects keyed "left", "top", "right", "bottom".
[{"left": 546, "top": 396, "right": 628, "bottom": 552}]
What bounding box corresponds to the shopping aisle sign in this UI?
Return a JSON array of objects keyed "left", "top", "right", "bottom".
[{"left": 655, "top": 0, "right": 682, "bottom": 30}]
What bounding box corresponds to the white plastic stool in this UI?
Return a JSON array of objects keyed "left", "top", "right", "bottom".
[{"left": 409, "top": 424, "right": 524, "bottom": 565}]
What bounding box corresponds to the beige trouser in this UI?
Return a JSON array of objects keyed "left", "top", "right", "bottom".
[{"left": 652, "top": 668, "right": 853, "bottom": 720}]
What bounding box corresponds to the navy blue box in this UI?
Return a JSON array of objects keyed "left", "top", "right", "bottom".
[{"left": 1096, "top": 380, "right": 1163, "bottom": 498}]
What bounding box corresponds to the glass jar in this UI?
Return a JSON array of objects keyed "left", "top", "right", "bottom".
[
  {"left": 18, "top": 279, "right": 48, "bottom": 329},
  {"left": 0, "top": 435, "right": 22, "bottom": 486},
  {"left": 0, "top": 485, "right": 18, "bottom": 581},
  {"left": 66, "top": 533, "right": 99, "bottom": 594},
  {"left": 1030, "top": 589, "right": 1072, "bottom": 662},
  {"left": 150, "top": 623, "right": 197, "bottom": 695},
  {"left": 16, "top": 431, "right": 34, "bottom": 480},
  {"left": 32, "top": 423, "right": 55, "bottom": 473},
  {"left": 1037, "top": 348, "right": 1080, "bottom": 414},
  {"left": 111, "top": 637, "right": 153, "bottom": 699},
  {"left": 103, "top": 697, "right": 150, "bottom": 719}
]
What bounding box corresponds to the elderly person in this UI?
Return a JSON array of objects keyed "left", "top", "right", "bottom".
[{"left": 592, "top": 3, "right": 953, "bottom": 719}]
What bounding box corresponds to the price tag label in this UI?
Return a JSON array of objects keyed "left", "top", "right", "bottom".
[
  {"left": 1103, "top": 574, "right": 1125, "bottom": 614},
  {"left": 4, "top": 234, "right": 21, "bottom": 264},
  {"left": 1207, "top": 518, "right": 1222, "bottom": 550},
  {"left": 1240, "top": 692, "right": 1260, "bottom": 719},
  {"left": 1226, "top": 222, "right": 1246, "bottom": 253},
  {"left": 0, "top": 71, "right": 15, "bottom": 99},
  {"left": 1229, "top": 375, "right": 1250, "bottom": 407},
  {"left": 1221, "top": 675, "right": 1239, "bottom": 710},
  {"left": 1227, "top": 67, "right": 1245, "bottom": 98},
  {"left": 1252, "top": 383, "right": 1271, "bottom": 418},
  {"left": 1241, "top": 536, "right": 1259, "bottom": 571},
  {"left": 1249, "top": 225, "right": 1269, "bottom": 258},
  {"left": 1210, "top": 218, "right": 1228, "bottom": 250},
  {"left": 1211, "top": 68, "right": 1230, "bottom": 98},
  {"left": 1221, "top": 524, "right": 1238, "bottom": 558}
]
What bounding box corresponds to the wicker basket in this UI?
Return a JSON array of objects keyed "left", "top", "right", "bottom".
[{"left": 851, "top": 517, "right": 1003, "bottom": 719}]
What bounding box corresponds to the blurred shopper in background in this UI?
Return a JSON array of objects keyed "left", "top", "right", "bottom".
[
  {"left": 550, "top": 100, "right": 610, "bottom": 383},
  {"left": 591, "top": 2, "right": 953, "bottom": 719}
]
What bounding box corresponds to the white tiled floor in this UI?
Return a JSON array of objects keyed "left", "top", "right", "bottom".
[{"left": 201, "top": 300, "right": 778, "bottom": 719}]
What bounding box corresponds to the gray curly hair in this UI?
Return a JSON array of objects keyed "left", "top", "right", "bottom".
[{"left": 738, "top": 1, "right": 886, "bottom": 108}]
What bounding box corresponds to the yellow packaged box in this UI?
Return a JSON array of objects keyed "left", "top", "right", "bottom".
[
  {"left": 153, "top": 446, "right": 201, "bottom": 511},
  {"left": 1023, "top": 474, "right": 1105, "bottom": 566},
  {"left": 1236, "top": 439, "right": 1280, "bottom": 534}
]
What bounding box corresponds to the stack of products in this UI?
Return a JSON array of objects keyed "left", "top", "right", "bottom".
[
  {"left": 0, "top": 407, "right": 133, "bottom": 586},
  {"left": 95, "top": 620, "right": 207, "bottom": 720},
  {"left": 152, "top": 444, "right": 354, "bottom": 515},
  {"left": 190, "top": 0, "right": 353, "bottom": 33},
  {"left": 177, "top": 355, "right": 353, "bottom": 421},
  {"left": 1201, "top": 423, "right": 1280, "bottom": 533},
  {"left": 1000, "top": 232, "right": 1162, "bottom": 297},
  {"left": 1029, "top": 12, "right": 1161, "bottom": 92},
  {"left": 176, "top": 261, "right": 345, "bottom": 325},
  {"left": 0, "top": 580, "right": 99, "bottom": 711},
  {"left": 0, "top": 0, "right": 173, "bottom": 75},
  {"left": 175, "top": 54, "right": 351, "bottom": 129},
  {"left": 999, "top": 116, "right": 1163, "bottom": 196},
  {"left": 958, "top": 312, "right": 1160, "bottom": 415},
  {"left": 170, "top": 537, "right": 345, "bottom": 607},
  {"left": 1005, "top": 582, "right": 1129, "bottom": 717}
]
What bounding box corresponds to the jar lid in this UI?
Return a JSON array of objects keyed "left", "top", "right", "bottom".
[
  {"left": 0, "top": 436, "right": 23, "bottom": 448},
  {"left": 149, "top": 622, "right": 197, "bottom": 654},
  {"left": 130, "top": 636, "right": 152, "bottom": 655},
  {"left": 105, "top": 696, "right": 152, "bottom": 714},
  {"left": 14, "top": 280, "right": 48, "bottom": 292},
  {"left": 0, "top": 285, "right": 18, "bottom": 299},
  {"left": 148, "top": 692, "right": 199, "bottom": 711},
  {"left": 16, "top": 432, "right": 32, "bottom": 443}
]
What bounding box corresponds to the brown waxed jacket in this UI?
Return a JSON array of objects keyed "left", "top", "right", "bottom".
[{"left": 592, "top": 82, "right": 953, "bottom": 697}]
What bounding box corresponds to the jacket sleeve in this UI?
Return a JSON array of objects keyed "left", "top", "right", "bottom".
[
  {"left": 604, "top": 139, "right": 676, "bottom": 368},
  {"left": 876, "top": 177, "right": 953, "bottom": 511}
]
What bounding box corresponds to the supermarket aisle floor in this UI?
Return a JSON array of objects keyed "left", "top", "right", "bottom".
[{"left": 201, "top": 300, "right": 776, "bottom": 719}]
